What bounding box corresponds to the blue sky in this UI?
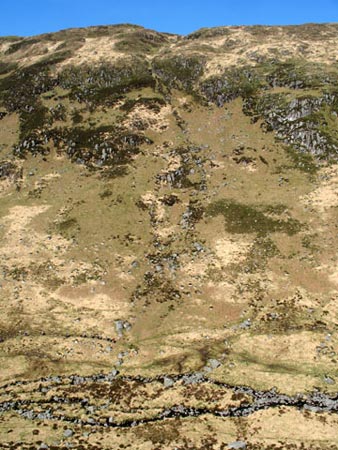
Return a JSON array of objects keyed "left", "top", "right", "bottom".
[{"left": 1, "top": 0, "right": 338, "bottom": 37}]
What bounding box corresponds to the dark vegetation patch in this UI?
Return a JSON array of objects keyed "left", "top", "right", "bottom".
[
  {"left": 120, "top": 96, "right": 166, "bottom": 113},
  {"left": 132, "top": 271, "right": 181, "bottom": 305},
  {"left": 70, "top": 110, "right": 83, "bottom": 124},
  {"left": 0, "top": 61, "right": 18, "bottom": 75},
  {"left": 29, "top": 261, "right": 65, "bottom": 289},
  {"left": 202, "top": 60, "right": 338, "bottom": 109},
  {"left": 160, "top": 194, "right": 180, "bottom": 206},
  {"left": 115, "top": 29, "right": 169, "bottom": 54},
  {"left": 152, "top": 55, "right": 205, "bottom": 93},
  {"left": 61, "top": 124, "right": 152, "bottom": 168},
  {"left": 253, "top": 296, "right": 321, "bottom": 333},
  {"left": 4, "top": 38, "right": 41, "bottom": 55},
  {"left": 58, "top": 60, "right": 155, "bottom": 107},
  {"left": 49, "top": 103, "right": 67, "bottom": 122},
  {"left": 0, "top": 36, "right": 22, "bottom": 43},
  {"left": 206, "top": 199, "right": 302, "bottom": 235},
  {"left": 201, "top": 67, "right": 262, "bottom": 106},
  {"left": 0, "top": 160, "right": 22, "bottom": 188},
  {"left": 0, "top": 56, "right": 77, "bottom": 150},
  {"left": 302, "top": 233, "right": 320, "bottom": 253},
  {"left": 282, "top": 23, "right": 338, "bottom": 41},
  {"left": 34, "top": 50, "right": 72, "bottom": 67},
  {"left": 99, "top": 165, "right": 129, "bottom": 178},
  {"left": 19, "top": 104, "right": 49, "bottom": 139},
  {"left": 13, "top": 130, "right": 48, "bottom": 158},
  {"left": 242, "top": 236, "right": 280, "bottom": 273},
  {"left": 2, "top": 262, "right": 64, "bottom": 289},
  {"left": 3, "top": 265, "right": 29, "bottom": 281},
  {"left": 40, "top": 23, "right": 145, "bottom": 41},
  {"left": 187, "top": 27, "right": 232, "bottom": 40},
  {"left": 266, "top": 61, "right": 310, "bottom": 89},
  {"left": 99, "top": 189, "right": 113, "bottom": 199},
  {"left": 233, "top": 155, "right": 256, "bottom": 166},
  {"left": 246, "top": 25, "right": 285, "bottom": 38},
  {"left": 136, "top": 421, "right": 180, "bottom": 445},
  {"left": 0, "top": 160, "right": 17, "bottom": 179},
  {"left": 157, "top": 146, "right": 206, "bottom": 190},
  {"left": 265, "top": 61, "right": 338, "bottom": 89},
  {"left": 261, "top": 203, "right": 288, "bottom": 215},
  {"left": 187, "top": 24, "right": 338, "bottom": 43},
  {"left": 283, "top": 146, "right": 319, "bottom": 174},
  {"left": 0, "top": 64, "right": 55, "bottom": 112},
  {"left": 13, "top": 112, "right": 153, "bottom": 175},
  {"left": 55, "top": 217, "right": 80, "bottom": 239}
]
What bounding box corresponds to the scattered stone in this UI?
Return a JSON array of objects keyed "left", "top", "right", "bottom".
[
  {"left": 163, "top": 376, "right": 174, "bottom": 388},
  {"left": 22, "top": 410, "right": 34, "bottom": 420},
  {"left": 110, "top": 369, "right": 119, "bottom": 377},
  {"left": 193, "top": 242, "right": 204, "bottom": 252},
  {"left": 114, "top": 319, "right": 131, "bottom": 336},
  {"left": 123, "top": 321, "right": 131, "bottom": 331},
  {"left": 239, "top": 319, "right": 251, "bottom": 329},
  {"left": 64, "top": 429, "right": 74, "bottom": 438},
  {"left": 304, "top": 404, "right": 320, "bottom": 412},
  {"left": 182, "top": 372, "right": 204, "bottom": 385},
  {"left": 208, "top": 359, "right": 222, "bottom": 369},
  {"left": 324, "top": 376, "right": 335, "bottom": 385},
  {"left": 228, "top": 441, "right": 247, "bottom": 449}
]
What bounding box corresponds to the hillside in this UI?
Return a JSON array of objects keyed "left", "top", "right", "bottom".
[{"left": 0, "top": 23, "right": 338, "bottom": 449}]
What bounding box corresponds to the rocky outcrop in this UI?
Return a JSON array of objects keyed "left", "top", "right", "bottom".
[
  {"left": 1, "top": 373, "right": 338, "bottom": 429},
  {"left": 244, "top": 93, "right": 338, "bottom": 159}
]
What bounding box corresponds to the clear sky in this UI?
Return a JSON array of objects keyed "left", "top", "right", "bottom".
[{"left": 1, "top": 0, "right": 338, "bottom": 37}]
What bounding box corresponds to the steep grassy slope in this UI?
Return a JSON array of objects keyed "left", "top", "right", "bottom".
[{"left": 0, "top": 23, "right": 337, "bottom": 449}]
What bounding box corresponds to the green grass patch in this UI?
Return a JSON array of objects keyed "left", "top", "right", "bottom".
[{"left": 206, "top": 199, "right": 302, "bottom": 235}]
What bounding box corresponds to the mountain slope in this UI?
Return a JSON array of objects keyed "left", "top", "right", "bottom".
[{"left": 0, "top": 23, "right": 338, "bottom": 449}]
